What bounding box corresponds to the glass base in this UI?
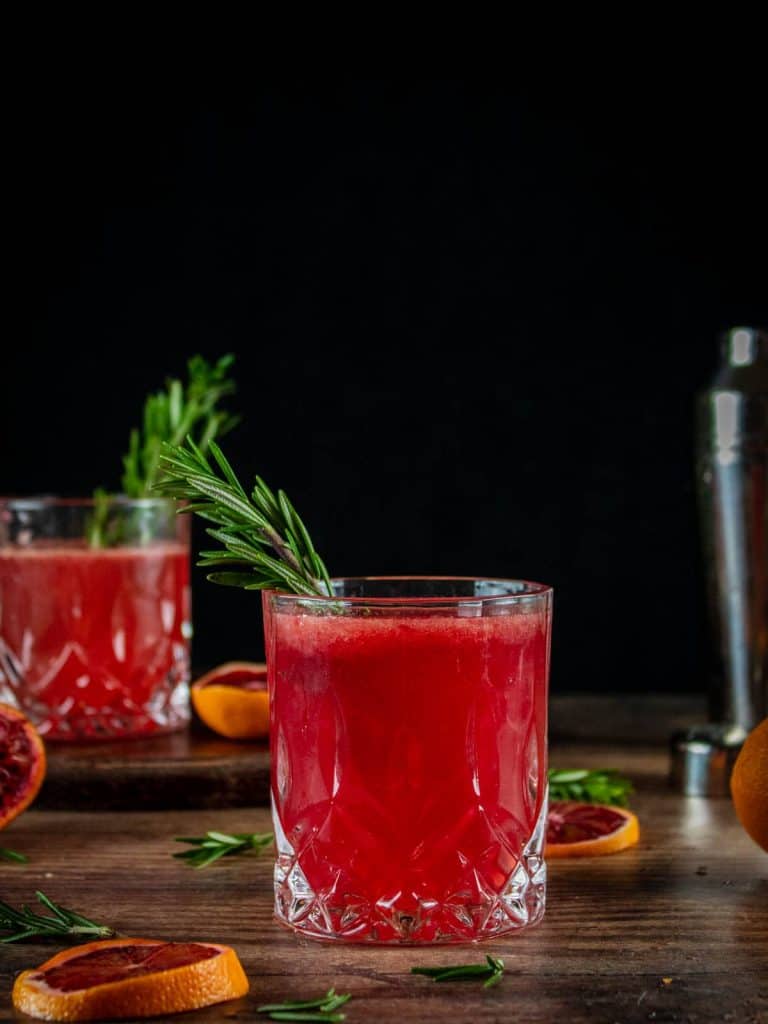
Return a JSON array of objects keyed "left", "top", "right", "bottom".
[
  {"left": 0, "top": 649, "right": 190, "bottom": 741},
  {"left": 272, "top": 796, "right": 548, "bottom": 944}
]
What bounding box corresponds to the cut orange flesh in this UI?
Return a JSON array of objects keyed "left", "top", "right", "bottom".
[
  {"left": 0, "top": 701, "right": 46, "bottom": 829},
  {"left": 546, "top": 800, "right": 640, "bottom": 857},
  {"left": 191, "top": 662, "right": 269, "bottom": 740},
  {"left": 12, "top": 937, "right": 249, "bottom": 1021}
]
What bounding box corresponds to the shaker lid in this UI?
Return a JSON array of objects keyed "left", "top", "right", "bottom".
[
  {"left": 721, "top": 326, "right": 768, "bottom": 367},
  {"left": 669, "top": 724, "right": 745, "bottom": 796}
]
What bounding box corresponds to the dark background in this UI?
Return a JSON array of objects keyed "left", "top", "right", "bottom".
[{"left": 4, "top": 80, "right": 767, "bottom": 692}]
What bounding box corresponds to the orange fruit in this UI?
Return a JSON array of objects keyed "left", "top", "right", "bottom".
[
  {"left": 12, "top": 937, "right": 249, "bottom": 1021},
  {"left": 730, "top": 717, "right": 768, "bottom": 853},
  {"left": 546, "top": 800, "right": 640, "bottom": 857},
  {"left": 0, "top": 702, "right": 46, "bottom": 829},
  {"left": 191, "top": 662, "right": 269, "bottom": 740}
]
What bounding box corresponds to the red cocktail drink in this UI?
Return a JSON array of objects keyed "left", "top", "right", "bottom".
[
  {"left": 264, "top": 577, "right": 551, "bottom": 944},
  {"left": 0, "top": 499, "right": 190, "bottom": 740}
]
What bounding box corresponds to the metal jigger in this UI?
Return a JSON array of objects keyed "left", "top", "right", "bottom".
[{"left": 671, "top": 327, "right": 768, "bottom": 795}]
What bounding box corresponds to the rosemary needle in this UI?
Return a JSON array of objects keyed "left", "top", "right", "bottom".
[
  {"left": 412, "top": 955, "right": 505, "bottom": 988},
  {"left": 265, "top": 1015, "right": 346, "bottom": 1023},
  {"left": 0, "top": 848, "right": 28, "bottom": 864},
  {"left": 257, "top": 987, "right": 351, "bottom": 1021}
]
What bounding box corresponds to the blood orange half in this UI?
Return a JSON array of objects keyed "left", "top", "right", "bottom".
[
  {"left": 191, "top": 662, "right": 269, "bottom": 740},
  {"left": 12, "top": 937, "right": 249, "bottom": 1021},
  {"left": 0, "top": 702, "right": 46, "bottom": 829},
  {"left": 546, "top": 800, "right": 640, "bottom": 857}
]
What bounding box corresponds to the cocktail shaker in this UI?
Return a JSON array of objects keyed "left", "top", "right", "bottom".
[{"left": 697, "top": 326, "right": 768, "bottom": 735}]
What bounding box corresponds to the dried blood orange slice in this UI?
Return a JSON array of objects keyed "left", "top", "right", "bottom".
[
  {"left": 0, "top": 702, "right": 46, "bottom": 829},
  {"left": 13, "top": 937, "right": 249, "bottom": 1021},
  {"left": 191, "top": 662, "right": 269, "bottom": 740},
  {"left": 546, "top": 800, "right": 640, "bottom": 857}
]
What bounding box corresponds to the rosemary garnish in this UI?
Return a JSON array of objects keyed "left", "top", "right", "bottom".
[
  {"left": 122, "top": 354, "right": 239, "bottom": 498},
  {"left": 174, "top": 830, "right": 274, "bottom": 869},
  {"left": 0, "top": 891, "right": 116, "bottom": 943},
  {"left": 548, "top": 768, "right": 633, "bottom": 806},
  {"left": 0, "top": 848, "right": 27, "bottom": 864},
  {"left": 257, "top": 988, "right": 351, "bottom": 1022},
  {"left": 154, "top": 438, "right": 332, "bottom": 596},
  {"left": 412, "top": 955, "right": 505, "bottom": 988},
  {"left": 87, "top": 355, "right": 238, "bottom": 548}
]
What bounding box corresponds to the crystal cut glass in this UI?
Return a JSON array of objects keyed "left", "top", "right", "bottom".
[
  {"left": 263, "top": 576, "right": 552, "bottom": 944},
  {"left": 0, "top": 497, "right": 191, "bottom": 740}
]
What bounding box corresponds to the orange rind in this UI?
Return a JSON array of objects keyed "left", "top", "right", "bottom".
[
  {"left": 191, "top": 662, "right": 269, "bottom": 740},
  {"left": 730, "top": 717, "right": 768, "bottom": 853},
  {"left": 0, "top": 702, "right": 46, "bottom": 830},
  {"left": 546, "top": 800, "right": 640, "bottom": 857},
  {"left": 12, "top": 937, "right": 249, "bottom": 1021}
]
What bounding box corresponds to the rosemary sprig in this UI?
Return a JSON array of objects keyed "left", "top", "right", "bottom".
[
  {"left": 0, "top": 848, "right": 27, "bottom": 864},
  {"left": 87, "top": 355, "right": 238, "bottom": 548},
  {"left": 548, "top": 768, "right": 633, "bottom": 806},
  {"left": 173, "top": 830, "right": 274, "bottom": 869},
  {"left": 154, "top": 437, "right": 332, "bottom": 597},
  {"left": 122, "top": 354, "right": 239, "bottom": 498},
  {"left": 0, "top": 891, "right": 116, "bottom": 943},
  {"left": 412, "top": 955, "right": 505, "bottom": 989},
  {"left": 257, "top": 988, "right": 351, "bottom": 1022}
]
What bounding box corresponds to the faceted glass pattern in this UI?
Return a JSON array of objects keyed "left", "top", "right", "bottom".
[
  {"left": 0, "top": 498, "right": 191, "bottom": 740},
  {"left": 264, "top": 577, "right": 551, "bottom": 944}
]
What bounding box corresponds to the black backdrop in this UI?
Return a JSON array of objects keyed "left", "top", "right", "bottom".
[{"left": 4, "top": 81, "right": 767, "bottom": 692}]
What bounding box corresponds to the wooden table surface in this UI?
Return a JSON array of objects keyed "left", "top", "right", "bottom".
[{"left": 2, "top": 742, "right": 766, "bottom": 1023}]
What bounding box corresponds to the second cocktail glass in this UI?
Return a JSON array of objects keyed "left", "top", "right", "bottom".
[{"left": 0, "top": 497, "right": 191, "bottom": 740}]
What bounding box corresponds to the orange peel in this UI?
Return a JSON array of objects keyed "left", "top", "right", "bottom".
[
  {"left": 191, "top": 662, "right": 269, "bottom": 740},
  {"left": 546, "top": 800, "right": 640, "bottom": 857},
  {"left": 12, "top": 937, "right": 248, "bottom": 1021}
]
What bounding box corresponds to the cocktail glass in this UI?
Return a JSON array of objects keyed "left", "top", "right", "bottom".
[
  {"left": 264, "top": 576, "right": 552, "bottom": 944},
  {"left": 0, "top": 497, "right": 191, "bottom": 740}
]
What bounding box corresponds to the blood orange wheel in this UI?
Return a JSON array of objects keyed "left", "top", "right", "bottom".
[
  {"left": 546, "top": 800, "right": 640, "bottom": 857},
  {"left": 12, "top": 937, "right": 249, "bottom": 1021},
  {"left": 191, "top": 662, "right": 269, "bottom": 740},
  {"left": 0, "top": 702, "right": 46, "bottom": 829}
]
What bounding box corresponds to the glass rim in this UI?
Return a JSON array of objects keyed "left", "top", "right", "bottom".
[
  {"left": 0, "top": 495, "right": 177, "bottom": 510},
  {"left": 268, "top": 575, "right": 553, "bottom": 606}
]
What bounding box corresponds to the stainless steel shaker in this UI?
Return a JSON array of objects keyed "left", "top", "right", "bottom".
[{"left": 697, "top": 326, "right": 768, "bottom": 735}]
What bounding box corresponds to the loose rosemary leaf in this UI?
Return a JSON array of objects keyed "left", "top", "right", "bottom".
[
  {"left": 0, "top": 891, "right": 115, "bottom": 943},
  {"left": 173, "top": 831, "right": 274, "bottom": 868},
  {"left": 0, "top": 848, "right": 27, "bottom": 864},
  {"left": 548, "top": 768, "right": 633, "bottom": 806},
  {"left": 411, "top": 955, "right": 505, "bottom": 988}
]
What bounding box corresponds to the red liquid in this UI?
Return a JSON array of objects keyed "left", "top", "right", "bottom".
[
  {"left": 0, "top": 543, "right": 190, "bottom": 739},
  {"left": 266, "top": 604, "right": 550, "bottom": 943}
]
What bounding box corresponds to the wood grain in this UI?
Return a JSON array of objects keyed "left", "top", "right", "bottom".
[{"left": 2, "top": 743, "right": 766, "bottom": 1023}]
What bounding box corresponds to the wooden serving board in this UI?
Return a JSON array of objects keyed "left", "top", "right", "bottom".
[
  {"left": 38, "top": 726, "right": 270, "bottom": 810},
  {"left": 38, "top": 695, "right": 706, "bottom": 811}
]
